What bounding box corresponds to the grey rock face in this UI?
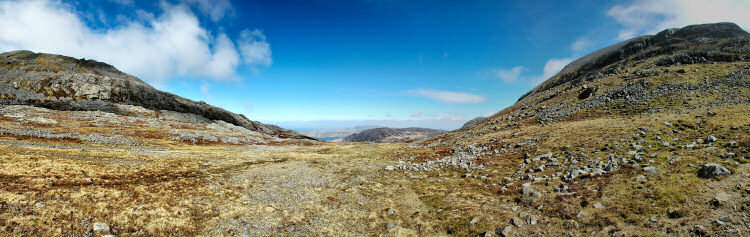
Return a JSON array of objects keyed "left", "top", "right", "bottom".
[
  {"left": 0, "top": 50, "right": 304, "bottom": 139},
  {"left": 698, "top": 163, "right": 731, "bottom": 178}
]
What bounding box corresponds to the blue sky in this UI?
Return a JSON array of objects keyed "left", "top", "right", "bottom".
[{"left": 1, "top": 0, "right": 749, "bottom": 130}]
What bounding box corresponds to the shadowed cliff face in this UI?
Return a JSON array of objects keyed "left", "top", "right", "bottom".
[{"left": 0, "top": 50, "right": 306, "bottom": 139}]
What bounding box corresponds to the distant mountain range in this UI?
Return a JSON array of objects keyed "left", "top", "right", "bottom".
[
  {"left": 298, "top": 126, "right": 379, "bottom": 139},
  {"left": 342, "top": 127, "right": 445, "bottom": 143}
]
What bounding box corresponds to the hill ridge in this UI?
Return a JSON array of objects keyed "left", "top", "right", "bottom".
[{"left": 0, "top": 50, "right": 305, "bottom": 139}]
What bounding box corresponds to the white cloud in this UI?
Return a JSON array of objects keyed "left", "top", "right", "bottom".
[
  {"left": 493, "top": 66, "right": 526, "bottom": 83},
  {"left": 410, "top": 112, "right": 423, "bottom": 118},
  {"left": 243, "top": 102, "right": 255, "bottom": 113},
  {"left": 607, "top": 0, "right": 750, "bottom": 40},
  {"left": 110, "top": 0, "right": 134, "bottom": 6},
  {"left": 200, "top": 83, "right": 210, "bottom": 94},
  {"left": 570, "top": 37, "right": 592, "bottom": 53},
  {"left": 531, "top": 58, "right": 573, "bottom": 85},
  {"left": 238, "top": 29, "right": 273, "bottom": 69},
  {"left": 408, "top": 89, "right": 487, "bottom": 104},
  {"left": 0, "top": 0, "right": 271, "bottom": 86},
  {"left": 491, "top": 57, "right": 572, "bottom": 87},
  {"left": 185, "top": 0, "right": 233, "bottom": 22},
  {"left": 434, "top": 113, "right": 468, "bottom": 121}
]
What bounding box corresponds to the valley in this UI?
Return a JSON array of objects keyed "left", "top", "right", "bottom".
[{"left": 1, "top": 22, "right": 749, "bottom": 236}]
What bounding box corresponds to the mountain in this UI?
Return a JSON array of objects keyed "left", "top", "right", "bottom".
[
  {"left": 432, "top": 22, "right": 750, "bottom": 145},
  {"left": 391, "top": 22, "right": 750, "bottom": 235},
  {"left": 0, "top": 50, "right": 306, "bottom": 139},
  {"left": 342, "top": 127, "right": 445, "bottom": 143}
]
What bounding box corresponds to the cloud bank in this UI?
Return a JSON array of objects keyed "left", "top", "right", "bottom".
[
  {"left": 607, "top": 0, "right": 750, "bottom": 40},
  {"left": 408, "top": 89, "right": 487, "bottom": 104},
  {"left": 492, "top": 57, "right": 572, "bottom": 87},
  {"left": 493, "top": 66, "right": 526, "bottom": 83},
  {"left": 0, "top": 0, "right": 271, "bottom": 86}
]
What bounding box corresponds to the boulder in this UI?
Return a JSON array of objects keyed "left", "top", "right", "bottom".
[{"left": 698, "top": 163, "right": 731, "bottom": 178}]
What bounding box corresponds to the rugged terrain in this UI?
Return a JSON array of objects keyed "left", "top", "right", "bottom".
[
  {"left": 0, "top": 22, "right": 749, "bottom": 237},
  {"left": 0, "top": 50, "right": 304, "bottom": 139},
  {"left": 342, "top": 127, "right": 445, "bottom": 143}
]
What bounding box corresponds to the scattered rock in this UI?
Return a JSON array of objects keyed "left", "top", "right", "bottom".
[
  {"left": 34, "top": 203, "right": 46, "bottom": 208},
  {"left": 713, "top": 192, "right": 731, "bottom": 205},
  {"left": 643, "top": 166, "right": 660, "bottom": 174},
  {"left": 470, "top": 216, "right": 483, "bottom": 225},
  {"left": 385, "top": 223, "right": 395, "bottom": 230},
  {"left": 705, "top": 135, "right": 717, "bottom": 143},
  {"left": 527, "top": 215, "right": 538, "bottom": 225},
  {"left": 632, "top": 144, "right": 643, "bottom": 151},
  {"left": 495, "top": 226, "right": 513, "bottom": 237},
  {"left": 511, "top": 217, "right": 523, "bottom": 227},
  {"left": 521, "top": 186, "right": 534, "bottom": 196},
  {"left": 386, "top": 208, "right": 395, "bottom": 215},
  {"left": 693, "top": 225, "right": 708, "bottom": 235},
  {"left": 535, "top": 153, "right": 553, "bottom": 160},
  {"left": 698, "top": 163, "right": 731, "bottom": 178},
  {"left": 592, "top": 202, "right": 604, "bottom": 209},
  {"left": 93, "top": 222, "right": 110, "bottom": 233}
]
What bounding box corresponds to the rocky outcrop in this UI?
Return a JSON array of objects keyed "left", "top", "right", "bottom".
[
  {"left": 0, "top": 50, "right": 305, "bottom": 139},
  {"left": 342, "top": 127, "right": 444, "bottom": 143},
  {"left": 518, "top": 22, "right": 750, "bottom": 103}
]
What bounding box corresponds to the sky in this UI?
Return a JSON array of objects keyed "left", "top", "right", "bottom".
[{"left": 1, "top": 0, "right": 749, "bottom": 130}]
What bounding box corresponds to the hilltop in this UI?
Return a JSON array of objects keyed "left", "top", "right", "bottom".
[
  {"left": 0, "top": 50, "right": 305, "bottom": 140},
  {"left": 391, "top": 22, "right": 750, "bottom": 235}
]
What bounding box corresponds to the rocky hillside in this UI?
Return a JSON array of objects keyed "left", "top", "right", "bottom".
[
  {"left": 342, "top": 127, "right": 444, "bottom": 143},
  {"left": 0, "top": 50, "right": 305, "bottom": 139},
  {"left": 436, "top": 22, "right": 750, "bottom": 144},
  {"left": 384, "top": 22, "right": 750, "bottom": 235}
]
